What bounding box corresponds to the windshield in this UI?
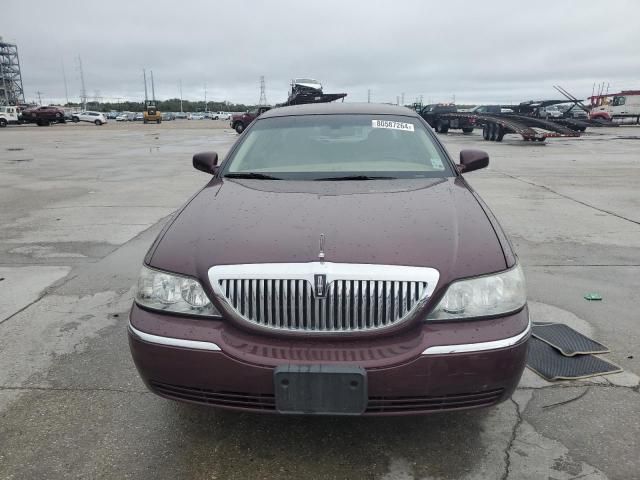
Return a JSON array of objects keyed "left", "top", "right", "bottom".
[{"left": 223, "top": 114, "right": 453, "bottom": 180}]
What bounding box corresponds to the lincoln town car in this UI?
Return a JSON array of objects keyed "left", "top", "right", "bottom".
[{"left": 128, "top": 103, "right": 529, "bottom": 415}]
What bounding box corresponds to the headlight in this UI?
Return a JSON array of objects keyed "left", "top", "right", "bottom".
[
  {"left": 135, "top": 265, "right": 220, "bottom": 317},
  {"left": 427, "top": 264, "right": 526, "bottom": 321}
]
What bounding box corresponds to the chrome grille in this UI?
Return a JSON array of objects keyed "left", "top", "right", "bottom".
[{"left": 218, "top": 278, "right": 428, "bottom": 332}]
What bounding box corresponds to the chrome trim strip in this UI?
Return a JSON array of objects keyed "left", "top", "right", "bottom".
[
  {"left": 128, "top": 323, "right": 221, "bottom": 351},
  {"left": 209, "top": 262, "right": 440, "bottom": 286},
  {"left": 421, "top": 318, "right": 531, "bottom": 355}
]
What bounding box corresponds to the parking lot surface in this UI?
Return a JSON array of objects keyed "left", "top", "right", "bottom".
[{"left": 1, "top": 121, "right": 639, "bottom": 479}]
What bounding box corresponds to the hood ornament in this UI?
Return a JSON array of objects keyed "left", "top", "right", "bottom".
[{"left": 318, "top": 233, "right": 325, "bottom": 263}]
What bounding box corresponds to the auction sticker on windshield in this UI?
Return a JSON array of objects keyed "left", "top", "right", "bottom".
[{"left": 372, "top": 120, "right": 415, "bottom": 132}]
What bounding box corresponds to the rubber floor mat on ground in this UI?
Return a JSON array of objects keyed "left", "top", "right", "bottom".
[
  {"left": 532, "top": 323, "right": 609, "bottom": 356},
  {"left": 526, "top": 337, "right": 622, "bottom": 381}
]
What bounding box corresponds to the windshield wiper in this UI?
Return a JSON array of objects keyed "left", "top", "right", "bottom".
[
  {"left": 314, "top": 175, "right": 397, "bottom": 181},
  {"left": 224, "top": 172, "right": 282, "bottom": 180}
]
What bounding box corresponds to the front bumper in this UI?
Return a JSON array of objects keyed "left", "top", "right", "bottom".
[{"left": 129, "top": 304, "right": 529, "bottom": 415}]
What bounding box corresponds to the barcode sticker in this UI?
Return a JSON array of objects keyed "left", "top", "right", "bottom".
[{"left": 372, "top": 120, "right": 415, "bottom": 131}]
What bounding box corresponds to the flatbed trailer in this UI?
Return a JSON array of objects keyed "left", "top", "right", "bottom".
[{"left": 469, "top": 113, "right": 581, "bottom": 142}]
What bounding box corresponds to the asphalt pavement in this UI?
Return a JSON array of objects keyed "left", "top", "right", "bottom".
[{"left": 1, "top": 121, "right": 638, "bottom": 479}]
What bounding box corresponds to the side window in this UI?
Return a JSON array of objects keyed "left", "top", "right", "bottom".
[{"left": 612, "top": 97, "right": 625, "bottom": 106}]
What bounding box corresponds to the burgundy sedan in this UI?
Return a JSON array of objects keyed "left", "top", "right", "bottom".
[{"left": 128, "top": 103, "right": 529, "bottom": 415}]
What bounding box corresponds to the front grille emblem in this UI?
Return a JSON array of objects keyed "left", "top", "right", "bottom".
[{"left": 314, "top": 274, "right": 327, "bottom": 297}]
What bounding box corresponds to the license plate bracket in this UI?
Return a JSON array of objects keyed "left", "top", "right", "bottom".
[{"left": 274, "top": 365, "right": 367, "bottom": 415}]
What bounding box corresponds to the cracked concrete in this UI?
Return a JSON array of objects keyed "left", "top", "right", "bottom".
[{"left": 1, "top": 123, "right": 639, "bottom": 479}]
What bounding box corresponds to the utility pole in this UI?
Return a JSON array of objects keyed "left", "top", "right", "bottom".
[
  {"left": 150, "top": 70, "right": 156, "bottom": 104},
  {"left": 77, "top": 56, "right": 87, "bottom": 111},
  {"left": 401, "top": 92, "right": 405, "bottom": 106},
  {"left": 143, "top": 69, "right": 149, "bottom": 105},
  {"left": 179, "top": 79, "right": 183, "bottom": 113},
  {"left": 367, "top": 89, "right": 371, "bottom": 103},
  {"left": 36, "top": 90, "right": 43, "bottom": 105},
  {"left": 396, "top": 95, "right": 400, "bottom": 105},
  {"left": 62, "top": 60, "right": 69, "bottom": 106},
  {"left": 204, "top": 81, "right": 207, "bottom": 112},
  {"left": 259, "top": 76, "right": 267, "bottom": 106}
]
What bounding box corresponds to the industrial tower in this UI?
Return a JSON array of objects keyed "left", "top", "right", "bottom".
[
  {"left": 259, "top": 76, "right": 267, "bottom": 106},
  {"left": 0, "top": 37, "right": 25, "bottom": 105}
]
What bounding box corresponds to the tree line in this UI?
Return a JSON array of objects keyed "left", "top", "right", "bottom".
[{"left": 63, "top": 98, "right": 259, "bottom": 113}]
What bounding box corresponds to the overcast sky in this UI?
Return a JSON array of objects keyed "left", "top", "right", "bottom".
[{"left": 2, "top": 0, "right": 639, "bottom": 106}]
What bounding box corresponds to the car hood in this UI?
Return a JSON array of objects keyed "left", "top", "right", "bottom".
[{"left": 149, "top": 177, "right": 507, "bottom": 294}]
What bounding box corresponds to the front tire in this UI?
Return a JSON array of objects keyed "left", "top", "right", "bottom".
[
  {"left": 436, "top": 121, "right": 449, "bottom": 134},
  {"left": 482, "top": 123, "right": 490, "bottom": 140},
  {"left": 489, "top": 123, "right": 498, "bottom": 141},
  {"left": 72, "top": 117, "right": 79, "bottom": 123},
  {"left": 234, "top": 122, "right": 245, "bottom": 134},
  {"left": 95, "top": 120, "right": 102, "bottom": 126}
]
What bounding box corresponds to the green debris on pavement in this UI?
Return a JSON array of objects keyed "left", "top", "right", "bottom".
[{"left": 584, "top": 293, "right": 603, "bottom": 301}]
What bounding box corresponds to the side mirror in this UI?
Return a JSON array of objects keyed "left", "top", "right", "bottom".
[
  {"left": 458, "top": 149, "right": 489, "bottom": 173},
  {"left": 193, "top": 151, "right": 219, "bottom": 175}
]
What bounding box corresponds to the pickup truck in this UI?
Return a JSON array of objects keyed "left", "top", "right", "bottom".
[
  {"left": 211, "top": 111, "right": 231, "bottom": 120},
  {"left": 230, "top": 106, "right": 271, "bottom": 133},
  {"left": 20, "top": 105, "right": 66, "bottom": 126},
  {"left": 419, "top": 104, "right": 475, "bottom": 134},
  {"left": 0, "top": 106, "right": 20, "bottom": 127}
]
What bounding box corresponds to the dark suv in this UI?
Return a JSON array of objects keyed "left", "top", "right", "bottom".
[
  {"left": 230, "top": 106, "right": 271, "bottom": 133},
  {"left": 20, "top": 105, "right": 66, "bottom": 126}
]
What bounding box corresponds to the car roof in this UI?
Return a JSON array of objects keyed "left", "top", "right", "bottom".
[{"left": 260, "top": 102, "right": 420, "bottom": 119}]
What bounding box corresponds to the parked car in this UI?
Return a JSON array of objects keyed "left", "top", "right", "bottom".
[
  {"left": 211, "top": 111, "right": 231, "bottom": 120},
  {"left": 20, "top": 105, "right": 66, "bottom": 126},
  {"left": 538, "top": 105, "right": 563, "bottom": 119},
  {"left": 106, "top": 111, "right": 119, "bottom": 119},
  {"left": 175, "top": 112, "right": 187, "bottom": 119},
  {"left": 556, "top": 104, "right": 588, "bottom": 119},
  {"left": 128, "top": 103, "right": 529, "bottom": 416},
  {"left": 116, "top": 113, "right": 129, "bottom": 121},
  {"left": 72, "top": 111, "right": 107, "bottom": 125},
  {"left": 230, "top": 106, "right": 271, "bottom": 133},
  {"left": 162, "top": 112, "right": 176, "bottom": 121},
  {"left": 134, "top": 113, "right": 144, "bottom": 121},
  {"left": 0, "top": 105, "right": 20, "bottom": 127},
  {"left": 188, "top": 113, "right": 206, "bottom": 120}
]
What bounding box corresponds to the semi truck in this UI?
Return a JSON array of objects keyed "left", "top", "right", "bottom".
[{"left": 589, "top": 90, "right": 640, "bottom": 124}]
